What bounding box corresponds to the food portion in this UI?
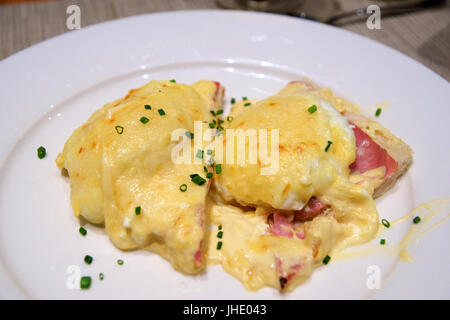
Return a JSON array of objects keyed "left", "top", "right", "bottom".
[
  {"left": 210, "top": 80, "right": 401, "bottom": 291},
  {"left": 57, "top": 78, "right": 412, "bottom": 291},
  {"left": 56, "top": 80, "right": 224, "bottom": 273}
]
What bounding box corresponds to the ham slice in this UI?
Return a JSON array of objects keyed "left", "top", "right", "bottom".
[
  {"left": 275, "top": 256, "right": 303, "bottom": 289},
  {"left": 349, "top": 123, "right": 397, "bottom": 179},
  {"left": 295, "top": 197, "right": 329, "bottom": 221},
  {"left": 269, "top": 197, "right": 329, "bottom": 237},
  {"left": 270, "top": 213, "right": 295, "bottom": 238},
  {"left": 270, "top": 123, "right": 399, "bottom": 229},
  {"left": 213, "top": 81, "right": 225, "bottom": 103}
]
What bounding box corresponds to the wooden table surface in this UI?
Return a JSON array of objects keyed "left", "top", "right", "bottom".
[{"left": 1, "top": 0, "right": 449, "bottom": 80}]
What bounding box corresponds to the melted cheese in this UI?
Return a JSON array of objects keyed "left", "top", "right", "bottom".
[
  {"left": 57, "top": 80, "right": 220, "bottom": 274},
  {"left": 211, "top": 83, "right": 379, "bottom": 290},
  {"left": 58, "top": 79, "right": 385, "bottom": 291}
]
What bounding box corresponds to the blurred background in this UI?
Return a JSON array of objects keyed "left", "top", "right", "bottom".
[{"left": 0, "top": 0, "right": 448, "bottom": 80}]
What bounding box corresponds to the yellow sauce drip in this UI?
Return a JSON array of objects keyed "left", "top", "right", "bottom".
[{"left": 335, "top": 197, "right": 450, "bottom": 262}]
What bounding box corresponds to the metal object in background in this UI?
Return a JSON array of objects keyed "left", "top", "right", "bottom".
[
  {"left": 216, "top": 0, "right": 447, "bottom": 25},
  {"left": 290, "top": 0, "right": 447, "bottom": 25}
]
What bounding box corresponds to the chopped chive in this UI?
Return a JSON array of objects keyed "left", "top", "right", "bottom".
[
  {"left": 210, "top": 110, "right": 216, "bottom": 116},
  {"left": 37, "top": 146, "right": 46, "bottom": 159},
  {"left": 203, "top": 166, "right": 208, "bottom": 173},
  {"left": 380, "top": 239, "right": 386, "bottom": 245},
  {"left": 179, "top": 184, "right": 187, "bottom": 192},
  {"left": 308, "top": 105, "right": 317, "bottom": 114},
  {"left": 231, "top": 98, "right": 236, "bottom": 104},
  {"left": 80, "top": 276, "right": 91, "bottom": 289},
  {"left": 212, "top": 119, "right": 217, "bottom": 126},
  {"left": 206, "top": 172, "right": 213, "bottom": 179},
  {"left": 413, "top": 216, "right": 421, "bottom": 224},
  {"left": 375, "top": 108, "right": 382, "bottom": 117},
  {"left": 115, "top": 126, "right": 124, "bottom": 134},
  {"left": 196, "top": 149, "right": 204, "bottom": 159},
  {"left": 242, "top": 97, "right": 248, "bottom": 101},
  {"left": 325, "top": 141, "right": 333, "bottom": 152},
  {"left": 79, "top": 227, "right": 87, "bottom": 236},
  {"left": 117, "top": 259, "right": 124, "bottom": 266},
  {"left": 218, "top": 119, "right": 224, "bottom": 124},
  {"left": 144, "top": 104, "right": 151, "bottom": 110},
  {"left": 217, "top": 241, "right": 223, "bottom": 250},
  {"left": 140, "top": 116, "right": 149, "bottom": 124},
  {"left": 169, "top": 79, "right": 176, "bottom": 83},
  {"left": 191, "top": 175, "right": 206, "bottom": 186},
  {"left": 207, "top": 149, "right": 213, "bottom": 155},
  {"left": 381, "top": 219, "right": 391, "bottom": 228},
  {"left": 218, "top": 225, "right": 222, "bottom": 230},
  {"left": 209, "top": 122, "right": 215, "bottom": 128},
  {"left": 216, "top": 109, "right": 224, "bottom": 115},
  {"left": 99, "top": 273, "right": 104, "bottom": 280},
  {"left": 84, "top": 255, "right": 93, "bottom": 265},
  {"left": 227, "top": 116, "right": 234, "bottom": 122},
  {"left": 185, "top": 131, "right": 194, "bottom": 139},
  {"left": 322, "top": 255, "right": 331, "bottom": 265},
  {"left": 190, "top": 173, "right": 199, "bottom": 179},
  {"left": 215, "top": 164, "right": 222, "bottom": 174},
  {"left": 217, "top": 126, "right": 224, "bottom": 131},
  {"left": 158, "top": 109, "right": 165, "bottom": 116},
  {"left": 217, "top": 231, "right": 223, "bottom": 239},
  {"left": 244, "top": 102, "right": 251, "bottom": 107},
  {"left": 135, "top": 206, "right": 141, "bottom": 215}
]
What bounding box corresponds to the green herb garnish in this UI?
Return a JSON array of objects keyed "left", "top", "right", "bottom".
[
  {"left": 140, "top": 116, "right": 149, "bottom": 124},
  {"left": 196, "top": 149, "right": 204, "bottom": 159},
  {"left": 84, "top": 255, "right": 93, "bottom": 264},
  {"left": 135, "top": 206, "right": 141, "bottom": 215},
  {"left": 80, "top": 276, "right": 91, "bottom": 289},
  {"left": 308, "top": 105, "right": 317, "bottom": 114},
  {"left": 79, "top": 227, "right": 87, "bottom": 236},
  {"left": 191, "top": 175, "right": 206, "bottom": 186},
  {"left": 115, "top": 126, "right": 124, "bottom": 134},
  {"left": 185, "top": 131, "right": 194, "bottom": 139},
  {"left": 375, "top": 108, "right": 382, "bottom": 117},
  {"left": 37, "top": 146, "right": 46, "bottom": 159}
]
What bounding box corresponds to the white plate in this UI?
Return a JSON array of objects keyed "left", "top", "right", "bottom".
[{"left": 0, "top": 10, "right": 449, "bottom": 299}]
